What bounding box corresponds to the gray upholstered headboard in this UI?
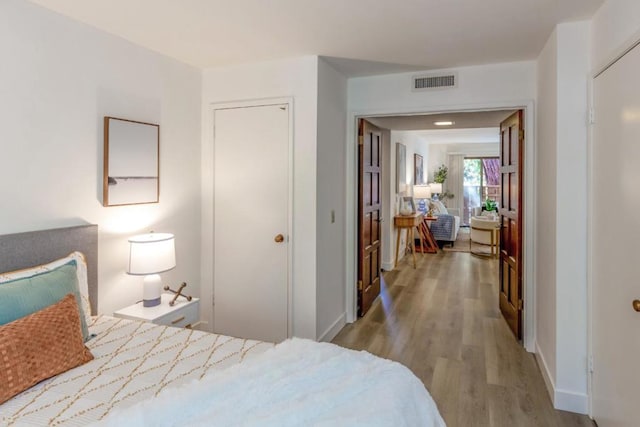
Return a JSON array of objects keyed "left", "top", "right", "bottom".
[{"left": 0, "top": 224, "right": 98, "bottom": 314}]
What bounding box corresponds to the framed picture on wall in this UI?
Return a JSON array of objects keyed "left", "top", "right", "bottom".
[
  {"left": 103, "top": 117, "right": 160, "bottom": 206},
  {"left": 396, "top": 143, "right": 406, "bottom": 193},
  {"left": 414, "top": 153, "right": 424, "bottom": 185}
]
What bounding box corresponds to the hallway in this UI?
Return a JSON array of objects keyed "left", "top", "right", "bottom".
[{"left": 332, "top": 252, "right": 593, "bottom": 427}]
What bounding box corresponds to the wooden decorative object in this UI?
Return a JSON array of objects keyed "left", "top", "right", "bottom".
[{"left": 163, "top": 282, "right": 192, "bottom": 306}]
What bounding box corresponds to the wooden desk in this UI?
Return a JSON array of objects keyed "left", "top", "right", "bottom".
[{"left": 394, "top": 213, "right": 425, "bottom": 269}]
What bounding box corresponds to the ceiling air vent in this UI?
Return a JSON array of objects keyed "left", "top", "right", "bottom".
[{"left": 412, "top": 73, "right": 458, "bottom": 91}]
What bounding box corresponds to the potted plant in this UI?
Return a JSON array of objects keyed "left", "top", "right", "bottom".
[
  {"left": 433, "top": 164, "right": 454, "bottom": 205},
  {"left": 484, "top": 198, "right": 497, "bottom": 211},
  {"left": 434, "top": 164, "right": 448, "bottom": 184},
  {"left": 440, "top": 191, "right": 455, "bottom": 203}
]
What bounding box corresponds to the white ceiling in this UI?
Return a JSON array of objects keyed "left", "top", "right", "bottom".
[
  {"left": 367, "top": 110, "right": 515, "bottom": 145},
  {"left": 27, "top": 0, "right": 603, "bottom": 76},
  {"left": 403, "top": 128, "right": 500, "bottom": 145},
  {"left": 367, "top": 110, "right": 516, "bottom": 131},
  {"left": 367, "top": 110, "right": 516, "bottom": 145}
]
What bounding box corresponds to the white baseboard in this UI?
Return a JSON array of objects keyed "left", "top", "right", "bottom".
[
  {"left": 318, "top": 312, "right": 346, "bottom": 342},
  {"left": 381, "top": 261, "right": 394, "bottom": 272},
  {"left": 382, "top": 249, "right": 407, "bottom": 271},
  {"left": 554, "top": 389, "right": 588, "bottom": 414},
  {"left": 535, "top": 342, "right": 589, "bottom": 415},
  {"left": 535, "top": 342, "right": 555, "bottom": 402}
]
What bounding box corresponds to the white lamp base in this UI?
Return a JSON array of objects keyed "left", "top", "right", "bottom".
[{"left": 143, "top": 274, "right": 162, "bottom": 307}]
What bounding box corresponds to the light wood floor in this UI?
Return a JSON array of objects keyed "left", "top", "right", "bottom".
[{"left": 332, "top": 251, "right": 594, "bottom": 427}]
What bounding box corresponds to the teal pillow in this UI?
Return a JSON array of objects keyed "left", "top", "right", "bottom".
[{"left": 0, "top": 261, "right": 89, "bottom": 341}]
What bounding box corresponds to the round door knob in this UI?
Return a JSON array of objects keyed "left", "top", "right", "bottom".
[
  {"left": 274, "top": 234, "right": 285, "bottom": 243},
  {"left": 633, "top": 300, "right": 640, "bottom": 312}
]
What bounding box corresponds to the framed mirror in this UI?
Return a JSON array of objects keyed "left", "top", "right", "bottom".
[
  {"left": 103, "top": 117, "right": 159, "bottom": 206},
  {"left": 414, "top": 153, "right": 424, "bottom": 184},
  {"left": 396, "top": 142, "right": 406, "bottom": 193}
]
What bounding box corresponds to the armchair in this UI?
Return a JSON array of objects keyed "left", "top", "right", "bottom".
[{"left": 470, "top": 215, "right": 500, "bottom": 257}]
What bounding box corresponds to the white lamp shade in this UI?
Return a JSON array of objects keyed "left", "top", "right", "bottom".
[
  {"left": 429, "top": 183, "right": 443, "bottom": 194},
  {"left": 413, "top": 185, "right": 432, "bottom": 199},
  {"left": 127, "top": 233, "right": 176, "bottom": 275}
]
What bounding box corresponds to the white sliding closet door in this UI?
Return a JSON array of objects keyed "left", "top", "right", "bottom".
[{"left": 213, "top": 102, "right": 291, "bottom": 343}]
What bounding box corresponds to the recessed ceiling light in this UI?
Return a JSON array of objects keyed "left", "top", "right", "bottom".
[{"left": 434, "top": 121, "right": 454, "bottom": 126}]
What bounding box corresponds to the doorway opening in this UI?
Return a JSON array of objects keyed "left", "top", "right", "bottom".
[{"left": 347, "top": 105, "right": 535, "bottom": 351}]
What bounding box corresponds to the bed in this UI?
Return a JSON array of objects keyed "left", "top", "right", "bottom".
[{"left": 0, "top": 225, "right": 445, "bottom": 427}]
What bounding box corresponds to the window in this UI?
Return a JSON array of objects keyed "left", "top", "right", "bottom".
[{"left": 462, "top": 157, "right": 500, "bottom": 225}]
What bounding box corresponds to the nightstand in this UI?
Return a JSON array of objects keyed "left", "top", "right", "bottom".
[{"left": 113, "top": 293, "right": 200, "bottom": 328}]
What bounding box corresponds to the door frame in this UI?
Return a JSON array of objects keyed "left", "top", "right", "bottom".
[
  {"left": 203, "top": 97, "right": 294, "bottom": 338},
  {"left": 345, "top": 100, "right": 536, "bottom": 352}
]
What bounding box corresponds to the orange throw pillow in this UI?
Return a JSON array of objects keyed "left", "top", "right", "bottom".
[{"left": 0, "top": 293, "right": 94, "bottom": 404}]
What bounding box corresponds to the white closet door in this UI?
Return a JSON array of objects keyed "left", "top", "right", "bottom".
[
  {"left": 591, "top": 43, "right": 640, "bottom": 427},
  {"left": 213, "top": 103, "right": 290, "bottom": 343}
]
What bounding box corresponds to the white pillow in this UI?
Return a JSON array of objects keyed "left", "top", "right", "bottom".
[
  {"left": 0, "top": 252, "right": 92, "bottom": 327},
  {"left": 432, "top": 200, "right": 448, "bottom": 215}
]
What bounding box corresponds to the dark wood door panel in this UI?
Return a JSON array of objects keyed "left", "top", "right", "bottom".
[
  {"left": 363, "top": 173, "right": 372, "bottom": 206},
  {"left": 372, "top": 173, "right": 380, "bottom": 205},
  {"left": 358, "top": 119, "right": 383, "bottom": 316},
  {"left": 364, "top": 212, "right": 372, "bottom": 248},
  {"left": 363, "top": 254, "right": 371, "bottom": 288},
  {"left": 372, "top": 211, "right": 380, "bottom": 245},
  {"left": 499, "top": 110, "right": 523, "bottom": 339}
]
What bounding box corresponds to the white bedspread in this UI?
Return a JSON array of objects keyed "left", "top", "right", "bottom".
[{"left": 95, "top": 338, "right": 445, "bottom": 427}]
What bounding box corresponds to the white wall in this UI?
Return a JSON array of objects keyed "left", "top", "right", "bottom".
[
  {"left": 201, "top": 56, "right": 319, "bottom": 339},
  {"left": 381, "top": 131, "right": 429, "bottom": 269},
  {"left": 535, "top": 21, "right": 591, "bottom": 414},
  {"left": 535, "top": 27, "right": 559, "bottom": 402},
  {"left": 428, "top": 144, "right": 448, "bottom": 183},
  {"left": 437, "top": 143, "right": 499, "bottom": 158},
  {"left": 316, "top": 58, "right": 347, "bottom": 341},
  {"left": 591, "top": 0, "right": 640, "bottom": 72},
  {"left": 349, "top": 61, "right": 536, "bottom": 113},
  {"left": 0, "top": 0, "right": 202, "bottom": 317},
  {"left": 555, "top": 21, "right": 590, "bottom": 413},
  {"left": 346, "top": 61, "right": 537, "bottom": 334}
]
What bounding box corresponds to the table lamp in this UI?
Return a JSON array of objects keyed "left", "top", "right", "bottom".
[
  {"left": 429, "top": 183, "right": 443, "bottom": 200},
  {"left": 413, "top": 185, "right": 432, "bottom": 200},
  {"left": 413, "top": 185, "right": 432, "bottom": 213},
  {"left": 127, "top": 232, "right": 176, "bottom": 307}
]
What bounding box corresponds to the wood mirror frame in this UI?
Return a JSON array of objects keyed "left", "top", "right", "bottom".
[{"left": 103, "top": 117, "right": 159, "bottom": 207}]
